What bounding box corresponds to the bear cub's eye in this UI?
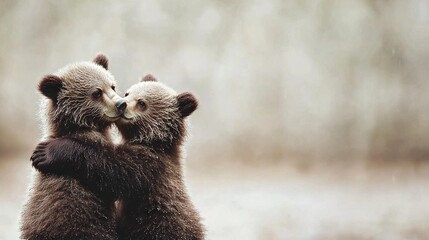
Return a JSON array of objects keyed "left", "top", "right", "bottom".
[
  {"left": 111, "top": 85, "right": 116, "bottom": 91},
  {"left": 92, "top": 89, "right": 103, "bottom": 100},
  {"left": 137, "top": 100, "right": 146, "bottom": 108},
  {"left": 124, "top": 93, "right": 129, "bottom": 97}
]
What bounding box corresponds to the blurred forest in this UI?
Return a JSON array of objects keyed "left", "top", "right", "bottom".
[
  {"left": 0, "top": 0, "right": 428, "bottom": 163},
  {"left": 0, "top": 1, "right": 429, "bottom": 239}
]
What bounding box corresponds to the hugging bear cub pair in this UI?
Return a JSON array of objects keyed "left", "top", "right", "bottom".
[{"left": 20, "top": 54, "right": 205, "bottom": 240}]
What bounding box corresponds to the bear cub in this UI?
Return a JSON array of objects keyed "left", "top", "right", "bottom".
[{"left": 21, "top": 54, "right": 124, "bottom": 240}]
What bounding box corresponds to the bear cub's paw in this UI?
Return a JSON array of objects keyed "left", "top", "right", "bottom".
[{"left": 30, "top": 141, "right": 52, "bottom": 170}]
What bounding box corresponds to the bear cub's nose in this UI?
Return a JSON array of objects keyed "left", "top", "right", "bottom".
[{"left": 116, "top": 99, "right": 127, "bottom": 114}]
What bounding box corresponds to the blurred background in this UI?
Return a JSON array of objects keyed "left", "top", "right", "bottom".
[{"left": 1, "top": 0, "right": 429, "bottom": 239}]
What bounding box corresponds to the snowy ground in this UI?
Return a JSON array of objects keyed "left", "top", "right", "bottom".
[{"left": 1, "top": 154, "right": 429, "bottom": 240}]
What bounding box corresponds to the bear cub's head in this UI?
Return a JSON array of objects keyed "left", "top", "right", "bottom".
[
  {"left": 39, "top": 54, "right": 125, "bottom": 136},
  {"left": 116, "top": 74, "right": 198, "bottom": 150}
]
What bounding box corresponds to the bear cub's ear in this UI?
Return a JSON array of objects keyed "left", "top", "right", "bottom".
[
  {"left": 39, "top": 75, "right": 63, "bottom": 102},
  {"left": 140, "top": 74, "right": 157, "bottom": 82},
  {"left": 177, "top": 92, "right": 198, "bottom": 118},
  {"left": 93, "top": 53, "right": 109, "bottom": 70}
]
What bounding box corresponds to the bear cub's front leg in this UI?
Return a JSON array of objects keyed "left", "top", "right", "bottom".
[
  {"left": 30, "top": 140, "right": 53, "bottom": 170},
  {"left": 31, "top": 138, "right": 83, "bottom": 176}
]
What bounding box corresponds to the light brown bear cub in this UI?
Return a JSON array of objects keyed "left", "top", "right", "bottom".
[
  {"left": 32, "top": 75, "right": 205, "bottom": 240},
  {"left": 21, "top": 54, "right": 125, "bottom": 240}
]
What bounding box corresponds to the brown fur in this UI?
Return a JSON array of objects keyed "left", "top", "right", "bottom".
[
  {"left": 32, "top": 76, "right": 205, "bottom": 239},
  {"left": 21, "top": 54, "right": 123, "bottom": 240}
]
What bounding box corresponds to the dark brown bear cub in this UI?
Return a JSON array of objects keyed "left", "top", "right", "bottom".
[
  {"left": 21, "top": 54, "right": 124, "bottom": 240},
  {"left": 32, "top": 75, "right": 205, "bottom": 240}
]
